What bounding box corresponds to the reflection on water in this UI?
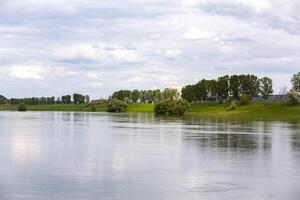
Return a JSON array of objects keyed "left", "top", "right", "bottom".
[{"left": 0, "top": 112, "right": 300, "bottom": 200}]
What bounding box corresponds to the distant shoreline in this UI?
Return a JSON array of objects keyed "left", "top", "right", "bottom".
[{"left": 0, "top": 102, "right": 299, "bottom": 120}]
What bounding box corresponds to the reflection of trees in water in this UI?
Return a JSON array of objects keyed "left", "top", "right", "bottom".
[
  {"left": 290, "top": 123, "right": 300, "bottom": 150},
  {"left": 185, "top": 133, "right": 271, "bottom": 150},
  {"left": 183, "top": 117, "right": 274, "bottom": 151}
]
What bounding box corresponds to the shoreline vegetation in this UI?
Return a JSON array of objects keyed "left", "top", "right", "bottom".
[
  {"left": 1, "top": 72, "right": 300, "bottom": 119},
  {"left": 0, "top": 102, "right": 299, "bottom": 120}
]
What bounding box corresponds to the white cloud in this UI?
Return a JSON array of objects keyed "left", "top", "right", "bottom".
[
  {"left": 80, "top": 82, "right": 104, "bottom": 89},
  {"left": 1, "top": 0, "right": 300, "bottom": 97},
  {"left": 128, "top": 76, "right": 144, "bottom": 83},
  {"left": 9, "top": 65, "right": 46, "bottom": 80},
  {"left": 85, "top": 72, "right": 98, "bottom": 79},
  {"left": 183, "top": 27, "right": 216, "bottom": 40},
  {"left": 181, "top": 0, "right": 271, "bottom": 13},
  {"left": 54, "top": 43, "right": 144, "bottom": 63},
  {"left": 165, "top": 49, "right": 182, "bottom": 58}
]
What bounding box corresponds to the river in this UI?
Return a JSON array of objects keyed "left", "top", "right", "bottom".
[{"left": 0, "top": 112, "right": 300, "bottom": 200}]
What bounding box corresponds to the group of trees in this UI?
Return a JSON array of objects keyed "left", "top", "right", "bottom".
[
  {"left": 0, "top": 93, "right": 90, "bottom": 105},
  {"left": 111, "top": 88, "right": 179, "bottom": 103},
  {"left": 288, "top": 72, "right": 300, "bottom": 105},
  {"left": 181, "top": 75, "right": 273, "bottom": 103},
  {"left": 0, "top": 95, "right": 7, "bottom": 104},
  {"left": 9, "top": 97, "right": 56, "bottom": 105},
  {"left": 60, "top": 94, "right": 89, "bottom": 104}
]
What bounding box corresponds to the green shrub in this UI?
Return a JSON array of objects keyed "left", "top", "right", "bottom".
[
  {"left": 154, "top": 99, "right": 190, "bottom": 116},
  {"left": 239, "top": 94, "right": 251, "bottom": 105},
  {"left": 17, "top": 103, "right": 27, "bottom": 111},
  {"left": 91, "top": 106, "right": 96, "bottom": 112},
  {"left": 107, "top": 98, "right": 128, "bottom": 112},
  {"left": 229, "top": 101, "right": 237, "bottom": 110},
  {"left": 287, "top": 89, "right": 300, "bottom": 105}
]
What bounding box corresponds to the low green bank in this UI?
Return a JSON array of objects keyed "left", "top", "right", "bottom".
[
  {"left": 0, "top": 104, "right": 107, "bottom": 112},
  {"left": 0, "top": 102, "right": 299, "bottom": 120}
]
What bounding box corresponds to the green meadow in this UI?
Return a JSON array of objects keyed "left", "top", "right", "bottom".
[{"left": 0, "top": 102, "right": 299, "bottom": 120}]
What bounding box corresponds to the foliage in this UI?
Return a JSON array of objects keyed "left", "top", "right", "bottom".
[
  {"left": 287, "top": 89, "right": 300, "bottom": 105},
  {"left": 181, "top": 84, "right": 197, "bottom": 102},
  {"left": 73, "top": 93, "right": 85, "bottom": 104},
  {"left": 291, "top": 72, "right": 300, "bottom": 92},
  {"left": 260, "top": 77, "right": 273, "bottom": 99},
  {"left": 131, "top": 89, "right": 140, "bottom": 103},
  {"left": 62, "top": 95, "right": 71, "bottom": 104},
  {"left": 181, "top": 74, "right": 264, "bottom": 103},
  {"left": 217, "top": 75, "right": 230, "bottom": 102},
  {"left": 154, "top": 99, "right": 190, "bottom": 116},
  {"left": 239, "top": 94, "right": 251, "bottom": 105},
  {"left": 9, "top": 96, "right": 55, "bottom": 105},
  {"left": 0, "top": 95, "right": 7, "bottom": 104},
  {"left": 229, "top": 75, "right": 240, "bottom": 100},
  {"left": 107, "top": 98, "right": 128, "bottom": 112},
  {"left": 111, "top": 88, "right": 177, "bottom": 104},
  {"left": 162, "top": 88, "right": 179, "bottom": 100},
  {"left": 239, "top": 74, "right": 260, "bottom": 97},
  {"left": 17, "top": 103, "right": 27, "bottom": 111},
  {"left": 112, "top": 90, "right": 131, "bottom": 101},
  {"left": 229, "top": 101, "right": 237, "bottom": 110}
]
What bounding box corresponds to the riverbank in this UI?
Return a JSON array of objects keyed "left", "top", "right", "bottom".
[{"left": 0, "top": 102, "right": 299, "bottom": 119}]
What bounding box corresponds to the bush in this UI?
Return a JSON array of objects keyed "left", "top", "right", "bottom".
[
  {"left": 154, "top": 99, "right": 190, "bottom": 116},
  {"left": 91, "top": 106, "right": 96, "bottom": 112},
  {"left": 17, "top": 103, "right": 27, "bottom": 111},
  {"left": 239, "top": 94, "right": 251, "bottom": 105},
  {"left": 287, "top": 89, "right": 300, "bottom": 105},
  {"left": 229, "top": 101, "right": 237, "bottom": 110},
  {"left": 107, "top": 98, "right": 128, "bottom": 112}
]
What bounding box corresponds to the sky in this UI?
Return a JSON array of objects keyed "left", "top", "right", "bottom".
[{"left": 0, "top": 0, "right": 300, "bottom": 99}]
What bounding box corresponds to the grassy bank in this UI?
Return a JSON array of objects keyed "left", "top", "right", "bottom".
[
  {"left": 186, "top": 102, "right": 300, "bottom": 119},
  {"left": 0, "top": 102, "right": 299, "bottom": 119},
  {"left": 0, "top": 104, "right": 107, "bottom": 112}
]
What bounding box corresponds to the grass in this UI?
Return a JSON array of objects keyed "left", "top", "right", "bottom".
[
  {"left": 127, "top": 103, "right": 154, "bottom": 113},
  {"left": 0, "top": 102, "right": 299, "bottom": 120},
  {"left": 186, "top": 102, "right": 300, "bottom": 120},
  {"left": 0, "top": 104, "right": 107, "bottom": 112}
]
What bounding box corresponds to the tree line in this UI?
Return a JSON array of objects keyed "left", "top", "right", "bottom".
[
  {"left": 0, "top": 93, "right": 90, "bottom": 105},
  {"left": 111, "top": 88, "right": 179, "bottom": 103},
  {"left": 181, "top": 74, "right": 273, "bottom": 103}
]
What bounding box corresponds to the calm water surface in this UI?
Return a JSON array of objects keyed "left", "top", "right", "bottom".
[{"left": 0, "top": 112, "right": 300, "bottom": 200}]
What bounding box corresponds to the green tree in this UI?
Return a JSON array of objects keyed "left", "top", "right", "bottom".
[
  {"left": 140, "top": 90, "right": 148, "bottom": 103},
  {"left": 146, "top": 90, "right": 154, "bottom": 103},
  {"left": 153, "top": 89, "right": 162, "bottom": 103},
  {"left": 217, "top": 75, "right": 229, "bottom": 102},
  {"left": 181, "top": 85, "right": 197, "bottom": 102},
  {"left": 229, "top": 75, "right": 240, "bottom": 100},
  {"left": 73, "top": 93, "right": 85, "bottom": 104},
  {"left": 17, "top": 103, "right": 27, "bottom": 111},
  {"left": 260, "top": 77, "right": 273, "bottom": 99},
  {"left": 207, "top": 79, "right": 218, "bottom": 102},
  {"left": 62, "top": 95, "right": 71, "bottom": 104},
  {"left": 154, "top": 99, "right": 190, "bottom": 116},
  {"left": 239, "top": 74, "right": 260, "bottom": 98},
  {"left": 131, "top": 90, "right": 140, "bottom": 103},
  {"left": 162, "top": 88, "right": 179, "bottom": 100},
  {"left": 0, "top": 95, "right": 7, "bottom": 104},
  {"left": 291, "top": 72, "right": 300, "bottom": 92},
  {"left": 195, "top": 80, "right": 207, "bottom": 101},
  {"left": 107, "top": 98, "right": 128, "bottom": 112}
]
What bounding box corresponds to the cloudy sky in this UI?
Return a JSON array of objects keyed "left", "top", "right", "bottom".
[{"left": 0, "top": 0, "right": 299, "bottom": 99}]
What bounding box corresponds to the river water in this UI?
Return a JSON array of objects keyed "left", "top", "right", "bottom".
[{"left": 0, "top": 112, "right": 300, "bottom": 200}]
